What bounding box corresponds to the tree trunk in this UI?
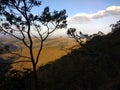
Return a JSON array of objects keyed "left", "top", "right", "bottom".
[{"left": 32, "top": 63, "right": 38, "bottom": 90}]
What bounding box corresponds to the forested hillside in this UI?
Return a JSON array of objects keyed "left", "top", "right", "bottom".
[{"left": 38, "top": 29, "right": 120, "bottom": 90}]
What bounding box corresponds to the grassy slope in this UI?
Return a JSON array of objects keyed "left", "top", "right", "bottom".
[
  {"left": 7, "top": 37, "right": 79, "bottom": 70},
  {"left": 37, "top": 30, "right": 120, "bottom": 90}
]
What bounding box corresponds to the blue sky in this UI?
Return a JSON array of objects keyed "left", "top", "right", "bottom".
[
  {"left": 39, "top": 0, "right": 120, "bottom": 15},
  {"left": 33, "top": 0, "right": 120, "bottom": 36}
]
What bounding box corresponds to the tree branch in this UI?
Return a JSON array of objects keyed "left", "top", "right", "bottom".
[
  {"left": 0, "top": 26, "right": 23, "bottom": 40},
  {"left": 35, "top": 40, "right": 43, "bottom": 65},
  {"left": 8, "top": 51, "right": 30, "bottom": 59},
  {"left": 33, "top": 23, "right": 43, "bottom": 41},
  {"left": 19, "top": 29, "right": 29, "bottom": 47}
]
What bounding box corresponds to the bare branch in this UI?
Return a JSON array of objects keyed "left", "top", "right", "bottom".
[
  {"left": 8, "top": 51, "right": 30, "bottom": 59},
  {"left": 12, "top": 1, "right": 27, "bottom": 20},
  {"left": 42, "top": 24, "right": 49, "bottom": 41},
  {"left": 33, "top": 23, "right": 43, "bottom": 41},
  {"left": 19, "top": 29, "right": 30, "bottom": 47},
  {"left": 0, "top": 26, "right": 23, "bottom": 40},
  {"left": 48, "top": 25, "right": 57, "bottom": 34}
]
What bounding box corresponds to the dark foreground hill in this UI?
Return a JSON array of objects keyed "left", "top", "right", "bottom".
[{"left": 38, "top": 29, "right": 120, "bottom": 90}]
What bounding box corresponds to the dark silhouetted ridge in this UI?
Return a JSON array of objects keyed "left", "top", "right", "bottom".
[{"left": 38, "top": 29, "right": 120, "bottom": 90}]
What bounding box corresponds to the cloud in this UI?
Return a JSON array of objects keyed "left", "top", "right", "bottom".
[{"left": 67, "top": 6, "right": 120, "bottom": 24}]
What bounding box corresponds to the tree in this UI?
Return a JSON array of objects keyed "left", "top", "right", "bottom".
[
  {"left": 67, "top": 28, "right": 99, "bottom": 55},
  {"left": 67, "top": 28, "right": 88, "bottom": 45},
  {"left": 110, "top": 20, "right": 120, "bottom": 32},
  {"left": 0, "top": 0, "right": 67, "bottom": 89}
]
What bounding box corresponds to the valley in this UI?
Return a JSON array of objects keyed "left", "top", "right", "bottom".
[{"left": 0, "top": 36, "right": 79, "bottom": 70}]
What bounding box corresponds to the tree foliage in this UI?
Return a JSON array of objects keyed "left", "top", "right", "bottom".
[
  {"left": 67, "top": 28, "right": 89, "bottom": 45},
  {"left": 110, "top": 20, "right": 120, "bottom": 32}
]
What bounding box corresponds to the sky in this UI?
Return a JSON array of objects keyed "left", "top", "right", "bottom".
[{"left": 33, "top": 0, "right": 120, "bottom": 36}]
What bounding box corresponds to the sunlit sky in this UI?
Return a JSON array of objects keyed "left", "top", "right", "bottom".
[{"left": 33, "top": 0, "right": 120, "bottom": 36}]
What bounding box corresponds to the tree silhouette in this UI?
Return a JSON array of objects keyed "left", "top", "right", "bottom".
[
  {"left": 0, "top": 0, "right": 67, "bottom": 89},
  {"left": 110, "top": 20, "right": 120, "bottom": 32},
  {"left": 67, "top": 28, "right": 88, "bottom": 44},
  {"left": 67, "top": 28, "right": 100, "bottom": 55}
]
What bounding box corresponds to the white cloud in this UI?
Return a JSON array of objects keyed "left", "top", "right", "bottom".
[
  {"left": 67, "top": 13, "right": 91, "bottom": 23},
  {"left": 67, "top": 6, "right": 120, "bottom": 24}
]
